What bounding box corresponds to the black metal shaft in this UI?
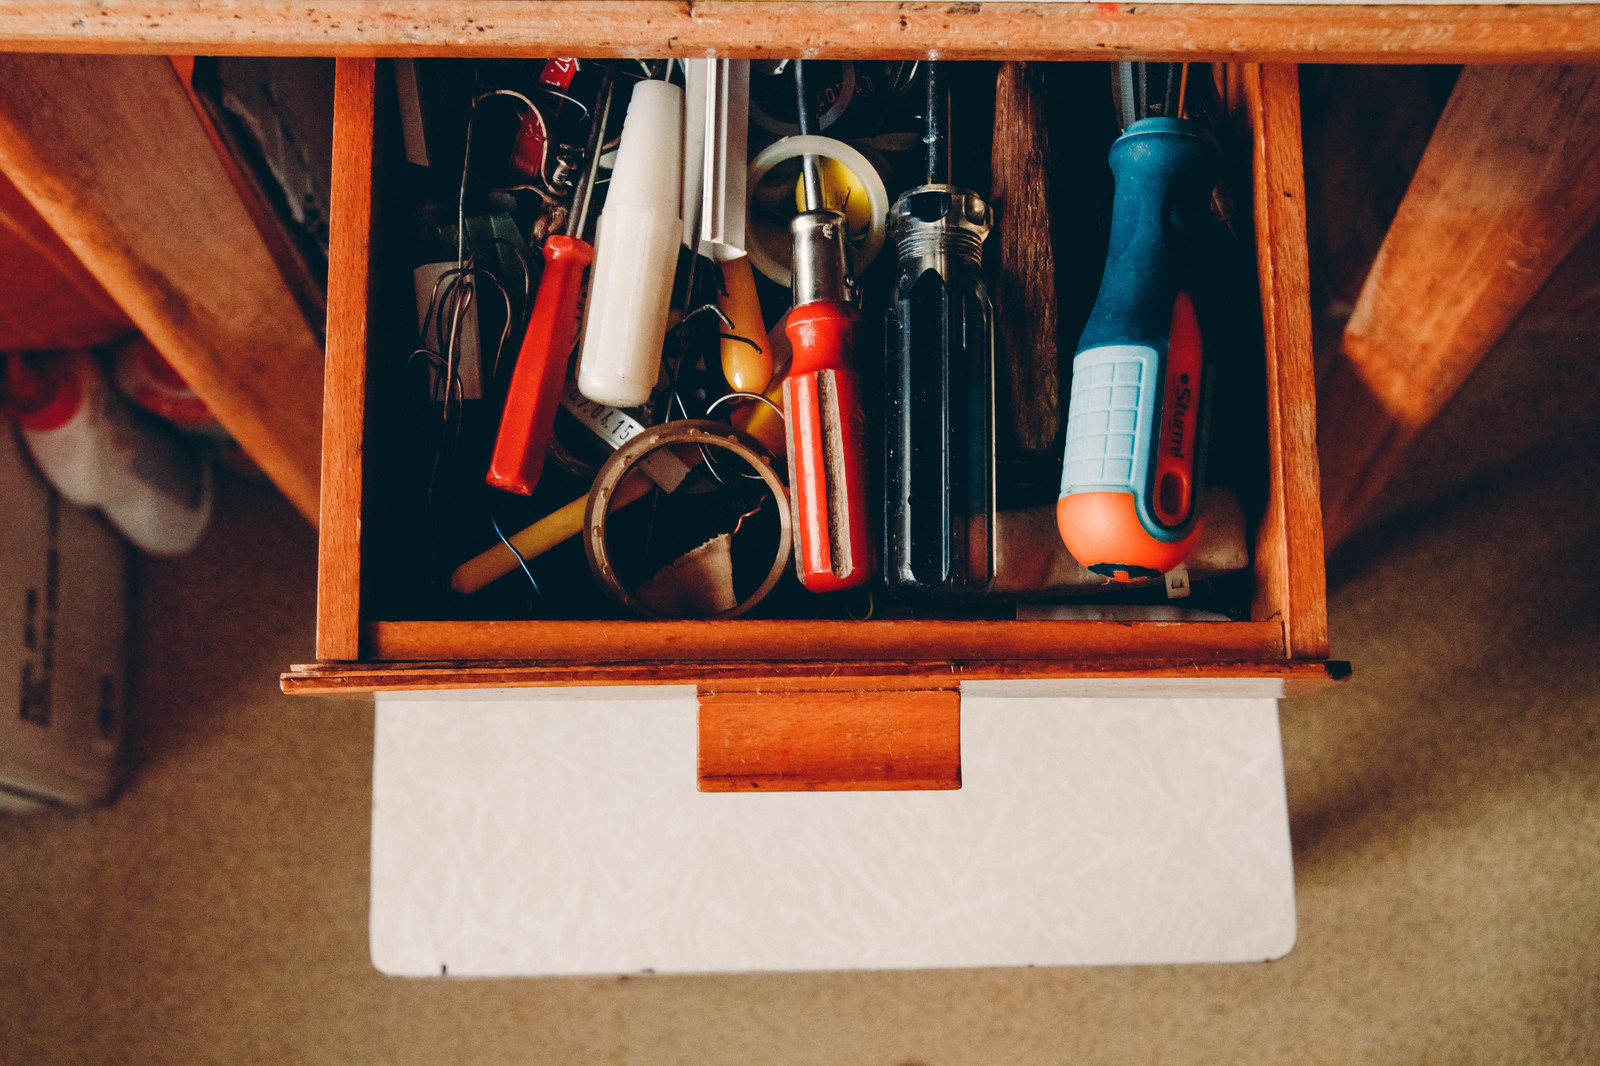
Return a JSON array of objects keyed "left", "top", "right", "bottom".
[
  {"left": 792, "top": 60, "right": 825, "bottom": 212},
  {"left": 924, "top": 60, "right": 947, "bottom": 186},
  {"left": 566, "top": 63, "right": 616, "bottom": 239}
]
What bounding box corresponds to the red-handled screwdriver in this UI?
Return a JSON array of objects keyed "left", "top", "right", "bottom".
[
  {"left": 486, "top": 64, "right": 616, "bottom": 495},
  {"left": 782, "top": 59, "right": 873, "bottom": 592}
]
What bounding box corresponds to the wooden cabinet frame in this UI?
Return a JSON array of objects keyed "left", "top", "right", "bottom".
[
  {"left": 278, "top": 56, "right": 1336, "bottom": 696},
  {"left": 0, "top": 3, "right": 1597, "bottom": 64},
  {"left": 6, "top": 4, "right": 1586, "bottom": 701}
]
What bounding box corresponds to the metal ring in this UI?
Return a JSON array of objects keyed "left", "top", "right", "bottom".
[{"left": 584, "top": 420, "right": 792, "bottom": 620}]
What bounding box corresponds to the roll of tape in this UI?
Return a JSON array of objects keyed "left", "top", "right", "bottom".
[
  {"left": 746, "top": 135, "right": 890, "bottom": 288},
  {"left": 584, "top": 420, "right": 793, "bottom": 620}
]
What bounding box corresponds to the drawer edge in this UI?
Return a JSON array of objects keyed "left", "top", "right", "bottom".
[{"left": 281, "top": 657, "right": 1350, "bottom": 696}]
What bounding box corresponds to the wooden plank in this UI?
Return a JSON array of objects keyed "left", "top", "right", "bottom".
[
  {"left": 0, "top": 169, "right": 133, "bottom": 349},
  {"left": 280, "top": 658, "right": 1350, "bottom": 695},
  {"left": 1521, "top": 215, "right": 1600, "bottom": 325},
  {"left": 169, "top": 56, "right": 329, "bottom": 342},
  {"left": 1245, "top": 64, "right": 1329, "bottom": 660},
  {"left": 316, "top": 57, "right": 376, "bottom": 661},
  {"left": 698, "top": 687, "right": 961, "bottom": 792},
  {"left": 1323, "top": 64, "right": 1600, "bottom": 543},
  {"left": 0, "top": 53, "right": 323, "bottom": 521},
  {"left": 0, "top": 3, "right": 1598, "bottom": 62},
  {"left": 1298, "top": 65, "right": 1458, "bottom": 316},
  {"left": 363, "top": 618, "right": 1287, "bottom": 663}
]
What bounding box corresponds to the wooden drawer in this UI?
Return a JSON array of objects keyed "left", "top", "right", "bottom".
[{"left": 281, "top": 56, "right": 1341, "bottom": 704}]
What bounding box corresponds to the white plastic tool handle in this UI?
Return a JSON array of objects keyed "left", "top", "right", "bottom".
[{"left": 576, "top": 80, "right": 684, "bottom": 409}]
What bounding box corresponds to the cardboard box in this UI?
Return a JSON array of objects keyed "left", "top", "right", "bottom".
[{"left": 0, "top": 420, "right": 128, "bottom": 811}]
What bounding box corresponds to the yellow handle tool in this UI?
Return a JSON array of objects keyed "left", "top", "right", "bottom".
[{"left": 717, "top": 254, "right": 771, "bottom": 392}]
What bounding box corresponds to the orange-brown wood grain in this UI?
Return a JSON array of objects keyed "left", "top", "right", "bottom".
[
  {"left": 280, "top": 658, "right": 1349, "bottom": 695},
  {"left": 698, "top": 686, "right": 961, "bottom": 792},
  {"left": 0, "top": 171, "right": 132, "bottom": 350},
  {"left": 0, "top": 4, "right": 1597, "bottom": 63},
  {"left": 1245, "top": 64, "right": 1329, "bottom": 660},
  {"left": 0, "top": 52, "right": 324, "bottom": 521},
  {"left": 362, "top": 618, "right": 1288, "bottom": 663},
  {"left": 316, "top": 56, "right": 376, "bottom": 661},
  {"left": 168, "top": 56, "right": 329, "bottom": 341},
  {"left": 1322, "top": 64, "right": 1600, "bottom": 544}
]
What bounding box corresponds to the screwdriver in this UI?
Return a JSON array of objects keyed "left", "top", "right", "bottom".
[
  {"left": 1057, "top": 63, "right": 1218, "bottom": 581},
  {"left": 991, "top": 60, "right": 1062, "bottom": 465},
  {"left": 882, "top": 60, "right": 996, "bottom": 594},
  {"left": 682, "top": 59, "right": 771, "bottom": 394},
  {"left": 486, "top": 64, "right": 616, "bottom": 495},
  {"left": 575, "top": 74, "right": 684, "bottom": 409},
  {"left": 782, "top": 59, "right": 873, "bottom": 593}
]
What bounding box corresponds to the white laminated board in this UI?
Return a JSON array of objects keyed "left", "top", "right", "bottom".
[{"left": 371, "top": 688, "right": 1296, "bottom": 976}]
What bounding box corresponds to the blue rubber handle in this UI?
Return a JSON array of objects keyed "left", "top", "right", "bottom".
[
  {"left": 1060, "top": 117, "right": 1219, "bottom": 542},
  {"left": 1077, "top": 118, "right": 1219, "bottom": 355}
]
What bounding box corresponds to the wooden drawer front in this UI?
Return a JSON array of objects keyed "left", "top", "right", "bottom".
[{"left": 285, "top": 58, "right": 1334, "bottom": 698}]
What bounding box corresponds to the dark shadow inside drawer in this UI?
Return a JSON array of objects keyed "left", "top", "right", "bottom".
[{"left": 357, "top": 58, "right": 1272, "bottom": 633}]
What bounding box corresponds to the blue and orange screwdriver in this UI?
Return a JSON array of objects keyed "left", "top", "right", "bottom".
[
  {"left": 486, "top": 64, "right": 615, "bottom": 495},
  {"left": 1057, "top": 62, "right": 1219, "bottom": 581},
  {"left": 782, "top": 59, "right": 873, "bottom": 592}
]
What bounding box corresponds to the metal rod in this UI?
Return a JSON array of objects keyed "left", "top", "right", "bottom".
[
  {"left": 793, "top": 59, "right": 825, "bottom": 212},
  {"left": 566, "top": 64, "right": 616, "bottom": 239},
  {"left": 924, "top": 59, "right": 947, "bottom": 185},
  {"left": 700, "top": 59, "right": 725, "bottom": 245}
]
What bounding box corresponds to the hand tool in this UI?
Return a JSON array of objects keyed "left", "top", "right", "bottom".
[
  {"left": 683, "top": 60, "right": 771, "bottom": 394},
  {"left": 486, "top": 65, "right": 616, "bottom": 495},
  {"left": 746, "top": 135, "right": 891, "bottom": 288},
  {"left": 458, "top": 386, "right": 694, "bottom": 594},
  {"left": 990, "top": 60, "right": 1062, "bottom": 461},
  {"left": 452, "top": 475, "right": 651, "bottom": 595},
  {"left": 781, "top": 59, "right": 873, "bottom": 593},
  {"left": 991, "top": 487, "right": 1246, "bottom": 598},
  {"left": 575, "top": 75, "right": 684, "bottom": 409},
  {"left": 1057, "top": 63, "right": 1219, "bottom": 581},
  {"left": 882, "top": 60, "right": 997, "bottom": 594}
]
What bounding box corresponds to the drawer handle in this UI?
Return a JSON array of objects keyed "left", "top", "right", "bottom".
[{"left": 698, "top": 686, "right": 960, "bottom": 793}]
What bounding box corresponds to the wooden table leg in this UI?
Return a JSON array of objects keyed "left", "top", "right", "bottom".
[{"left": 1320, "top": 64, "right": 1600, "bottom": 546}]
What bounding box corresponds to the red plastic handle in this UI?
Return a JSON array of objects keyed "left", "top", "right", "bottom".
[
  {"left": 487, "top": 235, "right": 594, "bottom": 495},
  {"left": 1151, "top": 290, "right": 1202, "bottom": 527},
  {"left": 782, "top": 302, "right": 872, "bottom": 592}
]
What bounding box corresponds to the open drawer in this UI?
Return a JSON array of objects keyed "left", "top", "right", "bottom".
[{"left": 283, "top": 57, "right": 1342, "bottom": 782}]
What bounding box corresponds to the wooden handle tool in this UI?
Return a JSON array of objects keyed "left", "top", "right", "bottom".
[{"left": 990, "top": 61, "right": 1062, "bottom": 460}]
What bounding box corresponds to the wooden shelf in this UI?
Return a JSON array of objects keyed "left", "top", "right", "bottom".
[{"left": 0, "top": 2, "right": 1596, "bottom": 63}]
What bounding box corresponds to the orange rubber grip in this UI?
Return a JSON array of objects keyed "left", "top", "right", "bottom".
[
  {"left": 782, "top": 301, "right": 872, "bottom": 592},
  {"left": 487, "top": 235, "right": 593, "bottom": 495},
  {"left": 1056, "top": 491, "right": 1201, "bottom": 582}
]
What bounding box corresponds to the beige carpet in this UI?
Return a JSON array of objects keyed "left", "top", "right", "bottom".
[{"left": 2, "top": 325, "right": 1597, "bottom": 1064}]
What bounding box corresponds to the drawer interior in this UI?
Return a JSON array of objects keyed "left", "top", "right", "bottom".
[{"left": 300, "top": 58, "right": 1327, "bottom": 689}]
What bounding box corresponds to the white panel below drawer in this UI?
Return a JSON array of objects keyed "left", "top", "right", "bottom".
[{"left": 370, "top": 691, "right": 1295, "bottom": 976}]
